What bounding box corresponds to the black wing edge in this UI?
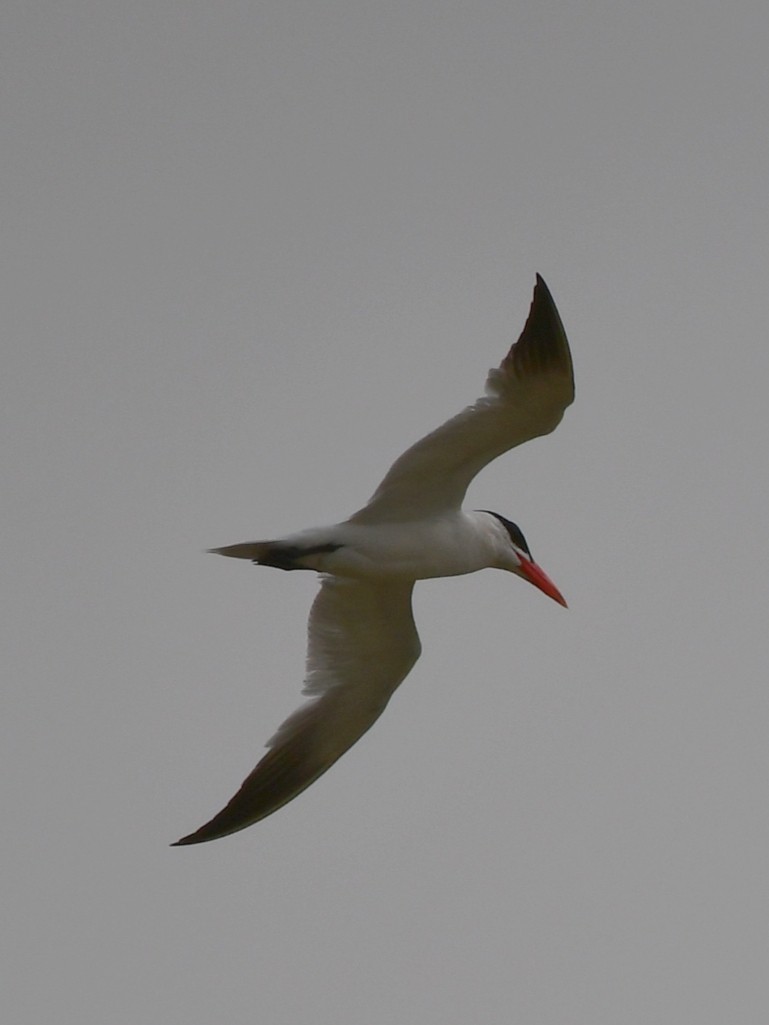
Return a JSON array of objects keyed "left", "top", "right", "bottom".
[
  {"left": 504, "top": 274, "right": 574, "bottom": 392},
  {"left": 170, "top": 742, "right": 335, "bottom": 846}
]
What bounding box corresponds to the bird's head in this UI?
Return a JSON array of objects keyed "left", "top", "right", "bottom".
[{"left": 480, "top": 510, "right": 567, "bottom": 607}]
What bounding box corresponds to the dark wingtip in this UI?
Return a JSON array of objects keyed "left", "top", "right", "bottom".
[
  {"left": 170, "top": 833, "right": 207, "bottom": 847},
  {"left": 504, "top": 275, "right": 574, "bottom": 394},
  {"left": 170, "top": 821, "right": 235, "bottom": 847},
  {"left": 170, "top": 809, "right": 251, "bottom": 846},
  {"left": 533, "top": 274, "right": 557, "bottom": 311},
  {"left": 169, "top": 741, "right": 330, "bottom": 847}
]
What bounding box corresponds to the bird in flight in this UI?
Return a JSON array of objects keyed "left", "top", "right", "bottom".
[{"left": 173, "top": 274, "right": 574, "bottom": 845}]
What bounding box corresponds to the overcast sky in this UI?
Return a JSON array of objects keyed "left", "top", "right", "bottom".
[{"left": 4, "top": 1, "right": 769, "bottom": 1022}]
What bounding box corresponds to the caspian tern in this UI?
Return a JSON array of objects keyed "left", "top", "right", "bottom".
[{"left": 173, "top": 274, "right": 574, "bottom": 845}]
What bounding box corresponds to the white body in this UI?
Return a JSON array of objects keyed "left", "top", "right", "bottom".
[{"left": 280, "top": 511, "right": 519, "bottom": 579}]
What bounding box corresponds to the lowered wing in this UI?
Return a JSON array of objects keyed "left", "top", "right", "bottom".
[{"left": 173, "top": 577, "right": 421, "bottom": 845}]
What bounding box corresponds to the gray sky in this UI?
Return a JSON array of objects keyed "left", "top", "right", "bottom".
[{"left": 4, "top": 1, "right": 769, "bottom": 1022}]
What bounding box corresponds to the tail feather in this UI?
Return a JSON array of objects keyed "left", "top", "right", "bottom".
[
  {"left": 210, "top": 539, "right": 343, "bottom": 570},
  {"left": 208, "top": 541, "right": 274, "bottom": 560}
]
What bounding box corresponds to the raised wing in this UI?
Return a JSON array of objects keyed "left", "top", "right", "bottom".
[
  {"left": 173, "top": 577, "right": 420, "bottom": 845},
  {"left": 350, "top": 275, "right": 574, "bottom": 524}
]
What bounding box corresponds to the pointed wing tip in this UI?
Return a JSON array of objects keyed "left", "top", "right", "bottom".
[
  {"left": 502, "top": 274, "right": 574, "bottom": 396},
  {"left": 537, "top": 276, "right": 561, "bottom": 311},
  {"left": 170, "top": 824, "right": 219, "bottom": 847},
  {"left": 171, "top": 796, "right": 266, "bottom": 846},
  {"left": 170, "top": 821, "right": 239, "bottom": 847},
  {"left": 531, "top": 272, "right": 558, "bottom": 315}
]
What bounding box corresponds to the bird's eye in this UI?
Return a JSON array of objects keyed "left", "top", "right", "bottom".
[
  {"left": 506, "top": 522, "right": 531, "bottom": 558},
  {"left": 481, "top": 511, "right": 532, "bottom": 558}
]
